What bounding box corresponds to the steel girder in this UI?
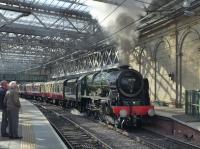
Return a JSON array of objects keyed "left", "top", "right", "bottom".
[
  {"left": 0, "top": 18, "right": 97, "bottom": 38},
  {"left": 49, "top": 46, "right": 119, "bottom": 78},
  {"left": 0, "top": 1, "right": 98, "bottom": 35},
  {"left": 0, "top": 0, "right": 108, "bottom": 76},
  {"left": 0, "top": 30, "right": 94, "bottom": 73},
  {"left": 0, "top": 73, "right": 47, "bottom": 82},
  {"left": 93, "top": 0, "right": 120, "bottom": 5},
  {"left": 0, "top": 0, "right": 104, "bottom": 74},
  {"left": 0, "top": 31, "right": 86, "bottom": 73},
  {"left": 0, "top": 0, "right": 91, "bottom": 21},
  {"left": 0, "top": 32, "right": 82, "bottom": 53}
]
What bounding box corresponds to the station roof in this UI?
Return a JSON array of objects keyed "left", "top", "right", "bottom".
[
  {"left": 138, "top": 0, "right": 199, "bottom": 35},
  {"left": 1, "top": 0, "right": 198, "bottom": 76},
  {"left": 0, "top": 0, "right": 104, "bottom": 74}
]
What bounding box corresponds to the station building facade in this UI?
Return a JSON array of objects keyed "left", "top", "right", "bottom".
[{"left": 129, "top": 6, "right": 200, "bottom": 108}]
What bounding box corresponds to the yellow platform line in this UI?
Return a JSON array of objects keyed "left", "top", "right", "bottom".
[{"left": 21, "top": 119, "right": 36, "bottom": 149}]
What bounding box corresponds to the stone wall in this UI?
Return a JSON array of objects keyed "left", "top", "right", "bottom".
[{"left": 129, "top": 15, "right": 200, "bottom": 106}]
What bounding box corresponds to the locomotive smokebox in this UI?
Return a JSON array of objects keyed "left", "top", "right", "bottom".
[{"left": 119, "top": 65, "right": 129, "bottom": 69}]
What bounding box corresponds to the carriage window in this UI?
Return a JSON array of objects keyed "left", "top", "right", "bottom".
[
  {"left": 65, "top": 83, "right": 76, "bottom": 96},
  {"left": 59, "top": 83, "right": 63, "bottom": 93}
]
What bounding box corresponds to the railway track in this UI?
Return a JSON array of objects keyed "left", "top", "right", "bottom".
[
  {"left": 127, "top": 128, "right": 200, "bottom": 149},
  {"left": 33, "top": 101, "right": 200, "bottom": 149},
  {"left": 99, "top": 120, "right": 200, "bottom": 149},
  {"left": 36, "top": 103, "right": 112, "bottom": 149}
]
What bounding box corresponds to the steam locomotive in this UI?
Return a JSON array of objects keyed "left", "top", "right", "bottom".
[{"left": 19, "top": 65, "right": 154, "bottom": 128}]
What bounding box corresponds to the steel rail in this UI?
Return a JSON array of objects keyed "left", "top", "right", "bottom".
[{"left": 37, "top": 103, "right": 112, "bottom": 149}]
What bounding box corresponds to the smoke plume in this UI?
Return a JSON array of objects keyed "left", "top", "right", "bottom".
[
  {"left": 86, "top": 0, "right": 151, "bottom": 65},
  {"left": 114, "top": 13, "right": 138, "bottom": 65}
]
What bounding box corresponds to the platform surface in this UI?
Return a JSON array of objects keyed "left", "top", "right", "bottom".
[
  {"left": 155, "top": 106, "right": 200, "bottom": 131},
  {"left": 0, "top": 98, "right": 67, "bottom": 149}
]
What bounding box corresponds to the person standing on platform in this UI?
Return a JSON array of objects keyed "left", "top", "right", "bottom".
[
  {"left": 4, "top": 81, "right": 22, "bottom": 139},
  {"left": 0, "top": 80, "right": 8, "bottom": 137}
]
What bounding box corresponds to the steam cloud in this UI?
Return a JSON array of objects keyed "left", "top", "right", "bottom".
[
  {"left": 114, "top": 13, "right": 138, "bottom": 65},
  {"left": 86, "top": 0, "right": 151, "bottom": 65}
]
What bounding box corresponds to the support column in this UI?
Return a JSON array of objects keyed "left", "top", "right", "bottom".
[
  {"left": 175, "top": 23, "right": 179, "bottom": 108},
  {"left": 154, "top": 58, "right": 157, "bottom": 101},
  {"left": 179, "top": 49, "right": 183, "bottom": 108}
]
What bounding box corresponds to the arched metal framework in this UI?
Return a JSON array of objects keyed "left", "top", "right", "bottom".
[
  {"left": 0, "top": 0, "right": 104, "bottom": 75},
  {"left": 49, "top": 45, "right": 119, "bottom": 78}
]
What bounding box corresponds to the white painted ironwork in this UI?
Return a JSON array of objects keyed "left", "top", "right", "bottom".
[
  {"left": 49, "top": 45, "right": 119, "bottom": 78},
  {"left": 0, "top": 0, "right": 104, "bottom": 74}
]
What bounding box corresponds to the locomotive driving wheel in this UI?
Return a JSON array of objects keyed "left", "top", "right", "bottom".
[{"left": 99, "top": 103, "right": 114, "bottom": 124}]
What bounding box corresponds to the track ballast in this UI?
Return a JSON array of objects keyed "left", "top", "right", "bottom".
[
  {"left": 33, "top": 100, "right": 200, "bottom": 149},
  {"left": 36, "top": 103, "right": 112, "bottom": 149}
]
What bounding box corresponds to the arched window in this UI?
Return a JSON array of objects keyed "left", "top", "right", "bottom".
[
  {"left": 153, "top": 39, "right": 174, "bottom": 102},
  {"left": 180, "top": 30, "right": 200, "bottom": 91}
]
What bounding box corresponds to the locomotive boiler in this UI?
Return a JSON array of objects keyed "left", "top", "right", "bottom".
[{"left": 64, "top": 65, "right": 154, "bottom": 128}]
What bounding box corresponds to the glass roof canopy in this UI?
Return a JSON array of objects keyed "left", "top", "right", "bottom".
[
  {"left": 0, "top": 0, "right": 89, "bottom": 31},
  {"left": 21, "top": 0, "right": 87, "bottom": 10},
  {"left": 0, "top": 0, "right": 102, "bottom": 74}
]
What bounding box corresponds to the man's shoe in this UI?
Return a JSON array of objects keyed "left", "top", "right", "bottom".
[{"left": 2, "top": 133, "right": 9, "bottom": 137}]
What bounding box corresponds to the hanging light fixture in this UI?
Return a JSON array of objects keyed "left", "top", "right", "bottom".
[
  {"left": 183, "top": 0, "right": 194, "bottom": 16},
  {"left": 183, "top": 0, "right": 191, "bottom": 8}
]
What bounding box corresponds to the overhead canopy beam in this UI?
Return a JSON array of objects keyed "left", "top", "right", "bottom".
[
  {"left": 1, "top": 60, "right": 44, "bottom": 65},
  {"left": 0, "top": 35, "right": 73, "bottom": 49},
  {"left": 0, "top": 13, "right": 29, "bottom": 28},
  {"left": 93, "top": 0, "right": 120, "bottom": 5},
  {"left": 0, "top": 73, "right": 47, "bottom": 82},
  {"left": 0, "top": 0, "right": 105, "bottom": 74},
  {"left": 0, "top": 0, "right": 92, "bottom": 21},
  {"left": 0, "top": 23, "right": 89, "bottom": 38},
  {"left": 49, "top": 0, "right": 86, "bottom": 6}
]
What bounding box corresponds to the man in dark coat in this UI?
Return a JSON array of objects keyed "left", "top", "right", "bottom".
[
  {"left": 0, "top": 80, "right": 8, "bottom": 137},
  {"left": 4, "top": 81, "right": 22, "bottom": 139}
]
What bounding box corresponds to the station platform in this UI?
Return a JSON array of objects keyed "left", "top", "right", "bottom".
[
  {"left": 154, "top": 106, "right": 200, "bottom": 132},
  {"left": 0, "top": 98, "right": 67, "bottom": 149}
]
